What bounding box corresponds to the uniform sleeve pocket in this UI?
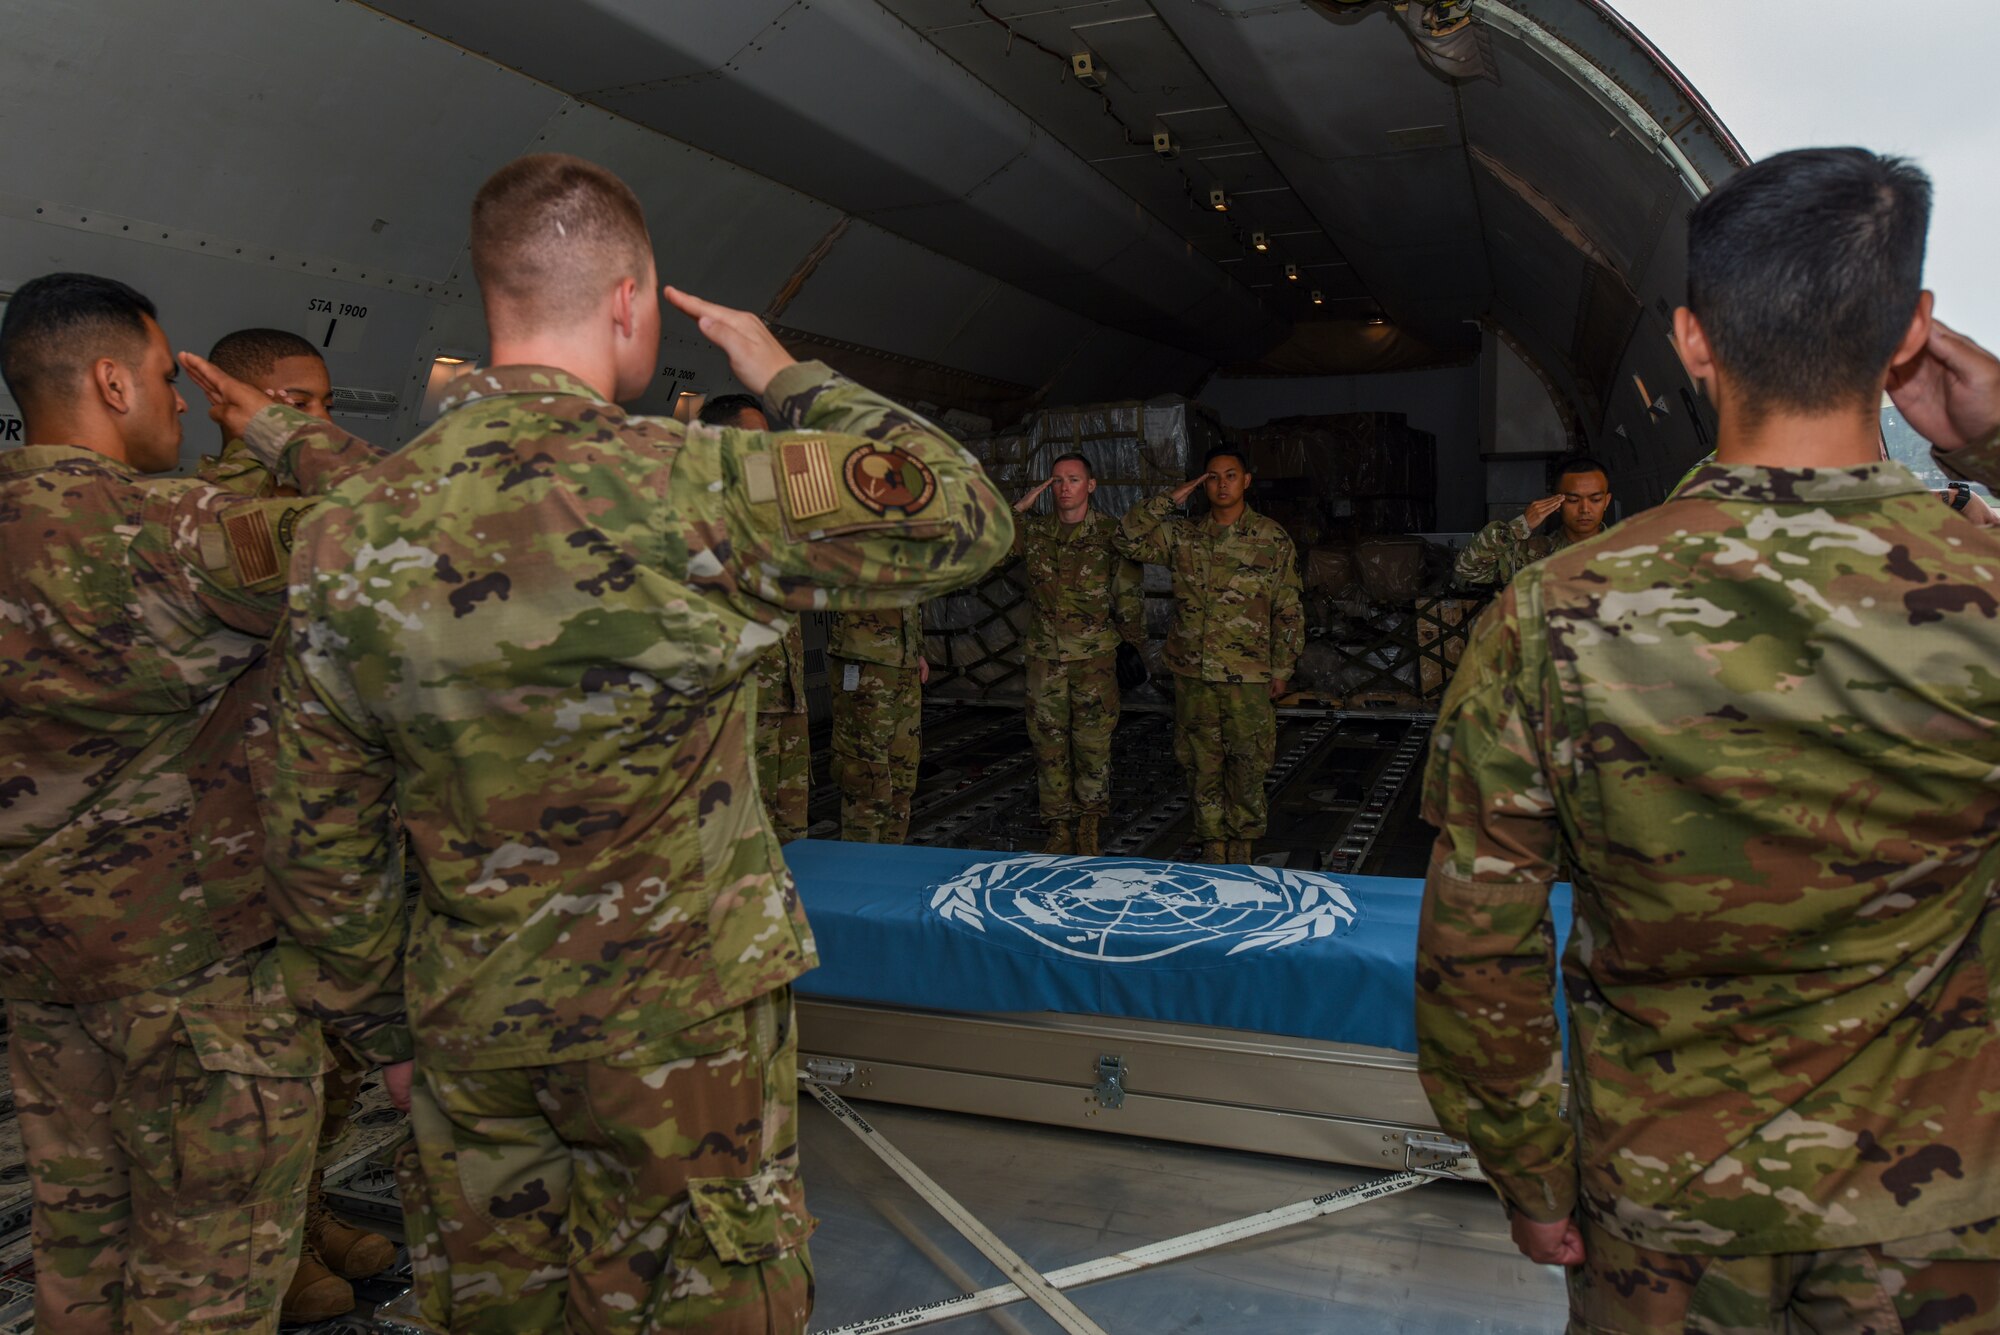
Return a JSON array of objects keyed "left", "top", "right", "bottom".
[
  {"left": 177, "top": 1003, "right": 331, "bottom": 1078},
  {"left": 681, "top": 1168, "right": 816, "bottom": 1265}
]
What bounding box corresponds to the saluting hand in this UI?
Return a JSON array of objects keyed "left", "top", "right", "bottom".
[
  {"left": 1172, "top": 471, "right": 1217, "bottom": 505},
  {"left": 178, "top": 350, "right": 283, "bottom": 441},
  {"left": 1013, "top": 476, "right": 1055, "bottom": 513},
  {"left": 1522, "top": 494, "right": 1564, "bottom": 529},
  {"left": 664, "top": 287, "right": 798, "bottom": 399},
  {"left": 1889, "top": 318, "right": 2000, "bottom": 452}
]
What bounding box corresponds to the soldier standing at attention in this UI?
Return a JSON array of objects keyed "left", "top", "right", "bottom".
[
  {"left": 1419, "top": 147, "right": 2000, "bottom": 1331},
  {"left": 700, "top": 392, "right": 812, "bottom": 843},
  {"left": 1011, "top": 452, "right": 1143, "bottom": 855},
  {"left": 0, "top": 274, "right": 379, "bottom": 1334},
  {"left": 827, "top": 605, "right": 927, "bottom": 842},
  {"left": 196, "top": 328, "right": 399, "bottom": 1325},
  {"left": 261, "top": 154, "right": 1011, "bottom": 1333},
  {"left": 1117, "top": 446, "right": 1302, "bottom": 864},
  {"left": 1452, "top": 455, "right": 1612, "bottom": 587}
]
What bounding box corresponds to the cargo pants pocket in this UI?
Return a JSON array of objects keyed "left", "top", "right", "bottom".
[
  {"left": 124, "top": 1002, "right": 325, "bottom": 1332},
  {"left": 663, "top": 1167, "right": 817, "bottom": 1333}
]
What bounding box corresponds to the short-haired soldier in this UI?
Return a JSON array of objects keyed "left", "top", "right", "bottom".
[
  {"left": 1419, "top": 147, "right": 2000, "bottom": 1330},
  {"left": 0, "top": 274, "right": 380, "bottom": 1333},
  {"left": 1453, "top": 454, "right": 1612, "bottom": 588},
  {"left": 1011, "top": 452, "right": 1144, "bottom": 855},
  {"left": 198, "top": 327, "right": 332, "bottom": 498},
  {"left": 260, "top": 154, "right": 1012, "bottom": 1331},
  {"left": 1116, "top": 445, "right": 1302, "bottom": 864}
]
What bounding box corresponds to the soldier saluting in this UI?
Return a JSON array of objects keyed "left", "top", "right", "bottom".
[
  {"left": 1117, "top": 446, "right": 1302, "bottom": 864},
  {"left": 1420, "top": 148, "right": 2000, "bottom": 1329},
  {"left": 1012, "top": 453, "right": 1144, "bottom": 856},
  {"left": 0, "top": 275, "right": 381, "bottom": 1333},
  {"left": 259, "top": 154, "right": 1012, "bottom": 1332},
  {"left": 1453, "top": 454, "right": 1613, "bottom": 589}
]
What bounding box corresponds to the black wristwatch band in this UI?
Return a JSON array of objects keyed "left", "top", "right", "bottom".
[{"left": 1950, "top": 483, "right": 1974, "bottom": 512}]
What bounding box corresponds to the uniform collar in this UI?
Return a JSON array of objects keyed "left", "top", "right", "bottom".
[
  {"left": 1673, "top": 459, "right": 1930, "bottom": 504},
  {"left": 0, "top": 442, "right": 133, "bottom": 477},
  {"left": 1205, "top": 501, "right": 1257, "bottom": 531},
  {"left": 435, "top": 365, "right": 621, "bottom": 418}
]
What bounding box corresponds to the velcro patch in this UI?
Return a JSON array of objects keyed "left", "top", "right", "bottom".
[
  {"left": 223, "top": 509, "right": 282, "bottom": 586},
  {"left": 743, "top": 452, "right": 778, "bottom": 506},
  {"left": 780, "top": 439, "right": 838, "bottom": 521}
]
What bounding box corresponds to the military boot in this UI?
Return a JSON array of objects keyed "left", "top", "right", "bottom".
[
  {"left": 1042, "top": 820, "right": 1074, "bottom": 855},
  {"left": 1074, "top": 815, "right": 1101, "bottom": 857},
  {"left": 1226, "top": 839, "right": 1254, "bottom": 864},
  {"left": 306, "top": 1171, "right": 398, "bottom": 1279},
  {"left": 1199, "top": 840, "right": 1227, "bottom": 864},
  {"left": 281, "top": 1242, "right": 355, "bottom": 1324}
]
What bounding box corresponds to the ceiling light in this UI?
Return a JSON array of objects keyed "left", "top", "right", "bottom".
[
  {"left": 1152, "top": 130, "right": 1177, "bottom": 158},
  {"left": 1366, "top": 314, "right": 1388, "bottom": 327},
  {"left": 1208, "top": 188, "right": 1230, "bottom": 212},
  {"left": 1284, "top": 263, "right": 1299, "bottom": 281},
  {"left": 1311, "top": 290, "right": 1324, "bottom": 305},
  {"left": 433, "top": 355, "right": 467, "bottom": 365},
  {"left": 1071, "top": 51, "right": 1106, "bottom": 88},
  {"left": 1251, "top": 231, "right": 1268, "bottom": 252}
]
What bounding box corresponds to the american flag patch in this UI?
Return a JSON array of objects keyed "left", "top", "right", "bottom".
[
  {"left": 781, "top": 439, "right": 838, "bottom": 521},
  {"left": 223, "top": 509, "right": 282, "bottom": 585}
]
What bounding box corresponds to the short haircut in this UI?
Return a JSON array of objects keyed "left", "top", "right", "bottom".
[
  {"left": 470, "top": 154, "right": 653, "bottom": 328},
  {"left": 1202, "top": 445, "right": 1250, "bottom": 474},
  {"left": 698, "top": 393, "right": 764, "bottom": 428},
  {"left": 208, "top": 327, "right": 322, "bottom": 383},
  {"left": 1688, "top": 148, "right": 1932, "bottom": 417},
  {"left": 1050, "top": 451, "right": 1093, "bottom": 478},
  {"left": 0, "top": 272, "right": 157, "bottom": 415},
  {"left": 1554, "top": 454, "right": 1610, "bottom": 487}
]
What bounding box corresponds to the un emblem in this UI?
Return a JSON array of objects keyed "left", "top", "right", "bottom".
[{"left": 928, "top": 855, "right": 1359, "bottom": 964}]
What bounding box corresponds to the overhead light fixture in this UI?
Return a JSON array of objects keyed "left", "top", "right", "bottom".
[
  {"left": 1208, "top": 188, "right": 1229, "bottom": 212},
  {"left": 1251, "top": 231, "right": 1269, "bottom": 252},
  {"left": 1366, "top": 313, "right": 1388, "bottom": 326},
  {"left": 1284, "top": 263, "right": 1300, "bottom": 281},
  {"left": 1152, "top": 130, "right": 1177, "bottom": 158},
  {"left": 432, "top": 355, "right": 467, "bottom": 365},
  {"left": 1071, "top": 51, "right": 1107, "bottom": 88},
  {"left": 1311, "top": 290, "right": 1325, "bottom": 305}
]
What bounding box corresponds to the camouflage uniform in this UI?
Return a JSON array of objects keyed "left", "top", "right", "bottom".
[
  {"left": 1452, "top": 513, "right": 1572, "bottom": 587},
  {"left": 264, "top": 361, "right": 1009, "bottom": 1333},
  {"left": 827, "top": 606, "right": 925, "bottom": 844},
  {"left": 1015, "top": 511, "right": 1142, "bottom": 824},
  {"left": 753, "top": 621, "right": 811, "bottom": 843},
  {"left": 1117, "top": 493, "right": 1302, "bottom": 845},
  {"left": 0, "top": 410, "right": 376, "bottom": 1334},
  {"left": 196, "top": 441, "right": 371, "bottom": 1200},
  {"left": 1419, "top": 440, "right": 2000, "bottom": 1330}
]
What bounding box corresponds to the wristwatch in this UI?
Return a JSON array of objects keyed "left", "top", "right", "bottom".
[{"left": 1949, "top": 482, "right": 1974, "bottom": 513}]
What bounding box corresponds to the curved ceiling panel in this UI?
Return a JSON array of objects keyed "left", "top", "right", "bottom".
[{"left": 364, "top": 0, "right": 1286, "bottom": 363}]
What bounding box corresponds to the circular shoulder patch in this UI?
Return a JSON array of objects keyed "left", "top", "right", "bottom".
[
  {"left": 276, "top": 504, "right": 314, "bottom": 549},
  {"left": 843, "top": 444, "right": 937, "bottom": 517}
]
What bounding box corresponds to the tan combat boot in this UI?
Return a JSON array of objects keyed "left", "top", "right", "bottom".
[
  {"left": 1042, "top": 820, "right": 1074, "bottom": 854},
  {"left": 1199, "top": 840, "right": 1227, "bottom": 864},
  {"left": 281, "top": 1243, "right": 355, "bottom": 1324},
  {"left": 1074, "top": 815, "right": 1101, "bottom": 857},
  {"left": 307, "top": 1173, "right": 399, "bottom": 1280}
]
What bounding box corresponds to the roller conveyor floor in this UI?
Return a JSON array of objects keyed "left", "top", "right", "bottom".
[{"left": 802, "top": 702, "right": 1438, "bottom": 876}]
